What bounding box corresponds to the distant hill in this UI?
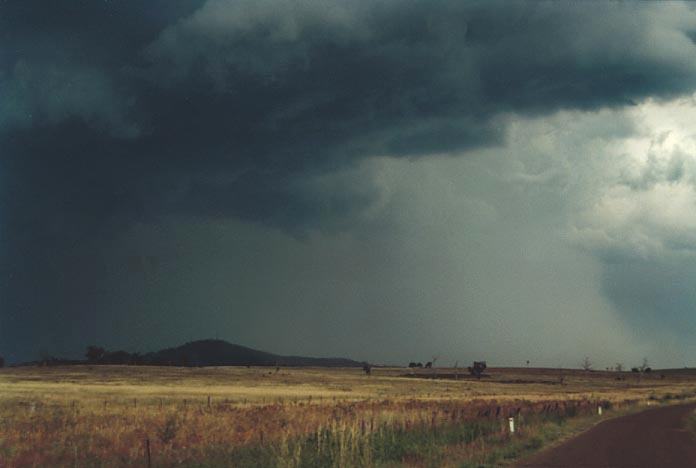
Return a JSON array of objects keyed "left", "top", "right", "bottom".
[{"left": 141, "top": 339, "right": 364, "bottom": 367}]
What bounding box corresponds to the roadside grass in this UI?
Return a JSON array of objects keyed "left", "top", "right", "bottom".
[
  {"left": 224, "top": 418, "right": 502, "bottom": 468},
  {"left": 197, "top": 412, "right": 573, "bottom": 467},
  {"left": 485, "top": 403, "right": 640, "bottom": 467}
]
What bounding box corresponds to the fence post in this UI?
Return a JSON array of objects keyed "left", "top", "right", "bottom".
[
  {"left": 508, "top": 417, "right": 515, "bottom": 434},
  {"left": 145, "top": 438, "right": 151, "bottom": 468}
]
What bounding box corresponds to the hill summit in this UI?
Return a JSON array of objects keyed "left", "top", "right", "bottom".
[{"left": 141, "top": 339, "right": 363, "bottom": 367}]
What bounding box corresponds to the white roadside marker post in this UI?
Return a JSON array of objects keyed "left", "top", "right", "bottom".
[
  {"left": 508, "top": 417, "right": 515, "bottom": 434},
  {"left": 598, "top": 406, "right": 603, "bottom": 415}
]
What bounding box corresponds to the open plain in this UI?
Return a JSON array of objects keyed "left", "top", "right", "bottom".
[{"left": 1, "top": 365, "right": 695, "bottom": 467}]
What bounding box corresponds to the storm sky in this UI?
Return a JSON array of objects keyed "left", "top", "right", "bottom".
[{"left": 3, "top": 1, "right": 696, "bottom": 367}]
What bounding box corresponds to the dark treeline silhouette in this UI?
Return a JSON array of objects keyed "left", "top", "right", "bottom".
[{"left": 85, "top": 346, "right": 147, "bottom": 365}]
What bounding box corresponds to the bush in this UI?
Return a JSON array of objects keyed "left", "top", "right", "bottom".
[{"left": 158, "top": 415, "right": 179, "bottom": 444}]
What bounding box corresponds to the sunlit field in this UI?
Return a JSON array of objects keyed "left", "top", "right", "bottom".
[{"left": 1, "top": 365, "right": 695, "bottom": 467}]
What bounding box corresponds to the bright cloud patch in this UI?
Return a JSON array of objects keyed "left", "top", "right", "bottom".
[{"left": 571, "top": 97, "right": 696, "bottom": 260}]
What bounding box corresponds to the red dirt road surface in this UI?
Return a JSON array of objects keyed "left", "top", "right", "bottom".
[{"left": 517, "top": 403, "right": 696, "bottom": 468}]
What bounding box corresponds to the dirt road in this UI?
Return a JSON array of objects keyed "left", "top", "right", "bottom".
[{"left": 517, "top": 403, "right": 696, "bottom": 467}]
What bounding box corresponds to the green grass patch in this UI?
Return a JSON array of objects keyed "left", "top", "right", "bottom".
[{"left": 206, "top": 412, "right": 608, "bottom": 468}]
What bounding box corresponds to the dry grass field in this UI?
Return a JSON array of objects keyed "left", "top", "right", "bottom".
[{"left": 1, "top": 365, "right": 695, "bottom": 467}]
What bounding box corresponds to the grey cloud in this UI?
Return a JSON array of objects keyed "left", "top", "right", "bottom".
[
  {"left": 0, "top": 60, "right": 140, "bottom": 138},
  {"left": 619, "top": 149, "right": 696, "bottom": 190}
]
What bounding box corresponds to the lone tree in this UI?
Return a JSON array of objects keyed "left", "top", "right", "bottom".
[
  {"left": 468, "top": 361, "right": 487, "bottom": 379},
  {"left": 615, "top": 363, "right": 624, "bottom": 372},
  {"left": 362, "top": 362, "right": 372, "bottom": 375},
  {"left": 581, "top": 356, "right": 592, "bottom": 371}
]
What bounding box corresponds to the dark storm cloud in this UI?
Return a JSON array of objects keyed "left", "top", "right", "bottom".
[
  {"left": 4, "top": 0, "right": 696, "bottom": 361},
  {"left": 4, "top": 1, "right": 696, "bottom": 230}
]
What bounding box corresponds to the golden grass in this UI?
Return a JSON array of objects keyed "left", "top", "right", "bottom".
[{"left": 0, "top": 365, "right": 694, "bottom": 467}]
